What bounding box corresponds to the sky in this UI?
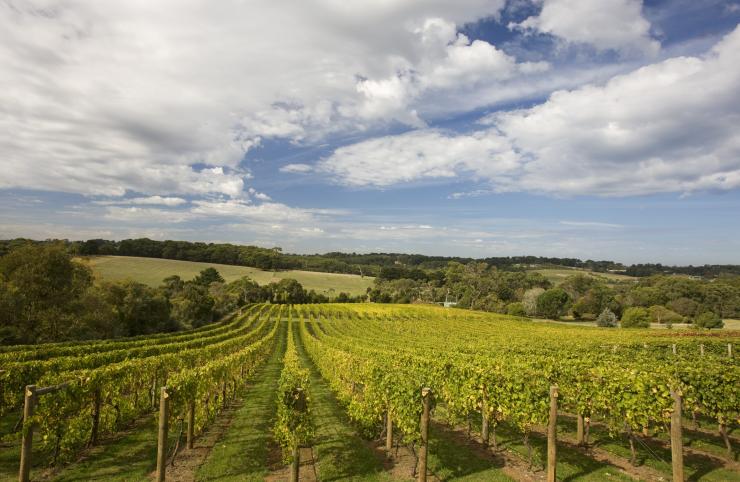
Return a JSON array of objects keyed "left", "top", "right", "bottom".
[{"left": 1, "top": 0, "right": 740, "bottom": 265}]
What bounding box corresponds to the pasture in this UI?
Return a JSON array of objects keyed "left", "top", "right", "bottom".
[{"left": 79, "top": 255, "right": 374, "bottom": 296}]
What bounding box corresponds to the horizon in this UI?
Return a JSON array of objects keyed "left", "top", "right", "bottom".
[{"left": 2, "top": 1, "right": 740, "bottom": 265}]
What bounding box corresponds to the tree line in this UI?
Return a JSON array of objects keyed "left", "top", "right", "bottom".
[
  {"left": 0, "top": 244, "right": 327, "bottom": 345},
  {"left": 4, "top": 237, "right": 737, "bottom": 279},
  {"left": 369, "top": 262, "right": 737, "bottom": 328}
]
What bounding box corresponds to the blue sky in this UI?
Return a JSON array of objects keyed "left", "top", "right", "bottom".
[{"left": 1, "top": 0, "right": 740, "bottom": 265}]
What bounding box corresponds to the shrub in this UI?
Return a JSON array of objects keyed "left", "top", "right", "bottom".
[
  {"left": 536, "top": 288, "right": 571, "bottom": 320},
  {"left": 621, "top": 307, "right": 650, "bottom": 328},
  {"left": 506, "top": 302, "right": 527, "bottom": 317},
  {"left": 596, "top": 308, "right": 618, "bottom": 327},
  {"left": 694, "top": 311, "right": 724, "bottom": 330}
]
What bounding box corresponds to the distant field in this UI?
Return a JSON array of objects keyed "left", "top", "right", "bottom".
[
  {"left": 79, "top": 256, "right": 374, "bottom": 296},
  {"left": 531, "top": 267, "right": 637, "bottom": 285}
]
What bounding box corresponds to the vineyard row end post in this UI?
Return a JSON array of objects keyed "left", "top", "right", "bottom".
[
  {"left": 156, "top": 386, "right": 170, "bottom": 482},
  {"left": 547, "top": 385, "right": 558, "bottom": 482},
  {"left": 187, "top": 400, "right": 195, "bottom": 450},
  {"left": 418, "top": 387, "right": 432, "bottom": 482},
  {"left": 18, "top": 385, "right": 36, "bottom": 482},
  {"left": 670, "top": 388, "right": 684, "bottom": 482},
  {"left": 386, "top": 408, "right": 393, "bottom": 452}
]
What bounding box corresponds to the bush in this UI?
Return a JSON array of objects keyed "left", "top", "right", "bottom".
[
  {"left": 694, "top": 311, "right": 724, "bottom": 330},
  {"left": 596, "top": 308, "right": 618, "bottom": 327},
  {"left": 536, "top": 288, "right": 571, "bottom": 320},
  {"left": 621, "top": 307, "right": 650, "bottom": 328},
  {"left": 506, "top": 302, "right": 527, "bottom": 317}
]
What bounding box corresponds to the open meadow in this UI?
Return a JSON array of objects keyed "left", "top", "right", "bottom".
[{"left": 80, "top": 255, "right": 374, "bottom": 296}]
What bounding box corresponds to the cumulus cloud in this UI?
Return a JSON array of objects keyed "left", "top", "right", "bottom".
[
  {"left": 0, "top": 0, "right": 510, "bottom": 198},
  {"left": 319, "top": 25, "right": 740, "bottom": 196},
  {"left": 511, "top": 0, "right": 660, "bottom": 56}
]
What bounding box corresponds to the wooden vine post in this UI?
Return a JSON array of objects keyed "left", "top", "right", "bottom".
[
  {"left": 386, "top": 407, "right": 393, "bottom": 452},
  {"left": 547, "top": 385, "right": 558, "bottom": 482},
  {"left": 290, "top": 387, "right": 307, "bottom": 482},
  {"left": 156, "top": 387, "right": 170, "bottom": 482},
  {"left": 670, "top": 388, "right": 684, "bottom": 482},
  {"left": 19, "top": 382, "right": 69, "bottom": 482},
  {"left": 576, "top": 414, "right": 585, "bottom": 445},
  {"left": 18, "top": 385, "right": 36, "bottom": 482},
  {"left": 418, "top": 387, "right": 432, "bottom": 482},
  {"left": 729, "top": 344, "right": 734, "bottom": 358},
  {"left": 187, "top": 400, "right": 196, "bottom": 450},
  {"left": 481, "top": 392, "right": 489, "bottom": 447},
  {"left": 700, "top": 344, "right": 705, "bottom": 356}
]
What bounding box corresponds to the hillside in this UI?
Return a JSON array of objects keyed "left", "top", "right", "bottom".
[{"left": 80, "top": 256, "right": 374, "bottom": 296}]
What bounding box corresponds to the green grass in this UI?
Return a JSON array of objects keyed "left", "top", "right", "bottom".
[
  {"left": 196, "top": 320, "right": 287, "bottom": 481},
  {"left": 292, "top": 321, "right": 392, "bottom": 481},
  {"left": 51, "top": 416, "right": 162, "bottom": 481},
  {"left": 556, "top": 416, "right": 740, "bottom": 481},
  {"left": 81, "top": 255, "right": 374, "bottom": 296},
  {"left": 531, "top": 268, "right": 637, "bottom": 286},
  {"left": 437, "top": 409, "right": 633, "bottom": 482}
]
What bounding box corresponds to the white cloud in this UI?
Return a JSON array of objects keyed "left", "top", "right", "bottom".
[
  {"left": 512, "top": 0, "right": 660, "bottom": 56},
  {"left": 280, "top": 163, "right": 314, "bottom": 174},
  {"left": 0, "top": 0, "right": 509, "bottom": 198},
  {"left": 318, "top": 129, "right": 517, "bottom": 187},
  {"left": 94, "top": 196, "right": 187, "bottom": 206},
  {"left": 320, "top": 26, "right": 740, "bottom": 196}
]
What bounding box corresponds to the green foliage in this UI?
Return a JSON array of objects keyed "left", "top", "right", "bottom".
[
  {"left": 194, "top": 267, "right": 225, "bottom": 286},
  {"left": 536, "top": 288, "right": 571, "bottom": 319},
  {"left": 274, "top": 321, "right": 313, "bottom": 463},
  {"left": 596, "top": 308, "right": 618, "bottom": 327},
  {"left": 506, "top": 302, "right": 526, "bottom": 317},
  {"left": 620, "top": 307, "right": 650, "bottom": 328},
  {"left": 648, "top": 305, "right": 683, "bottom": 324},
  {"left": 694, "top": 311, "right": 724, "bottom": 330}
]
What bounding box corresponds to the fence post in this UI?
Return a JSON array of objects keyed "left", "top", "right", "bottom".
[
  {"left": 418, "top": 387, "right": 432, "bottom": 482},
  {"left": 385, "top": 408, "right": 393, "bottom": 452},
  {"left": 576, "top": 414, "right": 585, "bottom": 445},
  {"left": 700, "top": 344, "right": 704, "bottom": 356},
  {"left": 672, "top": 344, "right": 677, "bottom": 355},
  {"left": 156, "top": 387, "right": 170, "bottom": 482},
  {"left": 187, "top": 400, "right": 195, "bottom": 450},
  {"left": 670, "top": 388, "right": 684, "bottom": 482},
  {"left": 729, "top": 344, "right": 734, "bottom": 358},
  {"left": 18, "top": 385, "right": 36, "bottom": 482},
  {"left": 547, "top": 385, "right": 558, "bottom": 482}
]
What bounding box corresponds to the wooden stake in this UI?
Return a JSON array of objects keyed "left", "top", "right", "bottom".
[
  {"left": 187, "top": 400, "right": 195, "bottom": 450},
  {"left": 700, "top": 344, "right": 705, "bottom": 356},
  {"left": 729, "top": 344, "right": 734, "bottom": 358},
  {"left": 547, "top": 385, "right": 558, "bottom": 482},
  {"left": 481, "top": 409, "right": 489, "bottom": 448},
  {"left": 670, "top": 388, "right": 684, "bottom": 482},
  {"left": 290, "top": 445, "right": 299, "bottom": 482},
  {"left": 156, "top": 387, "right": 170, "bottom": 482},
  {"left": 576, "top": 414, "right": 584, "bottom": 445},
  {"left": 418, "top": 387, "right": 432, "bottom": 482},
  {"left": 386, "top": 409, "right": 393, "bottom": 452},
  {"left": 18, "top": 385, "right": 36, "bottom": 482},
  {"left": 672, "top": 344, "right": 677, "bottom": 355}
]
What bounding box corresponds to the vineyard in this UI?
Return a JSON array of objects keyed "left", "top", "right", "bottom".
[{"left": 1, "top": 303, "right": 739, "bottom": 481}]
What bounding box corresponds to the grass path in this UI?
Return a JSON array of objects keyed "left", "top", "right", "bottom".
[
  {"left": 195, "top": 320, "right": 287, "bottom": 481},
  {"left": 292, "top": 321, "right": 391, "bottom": 481}
]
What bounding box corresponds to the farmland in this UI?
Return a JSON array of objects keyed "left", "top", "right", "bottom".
[
  {"left": 530, "top": 267, "right": 638, "bottom": 286},
  {"left": 80, "top": 255, "right": 374, "bottom": 296},
  {"left": 1, "top": 304, "right": 738, "bottom": 481}
]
